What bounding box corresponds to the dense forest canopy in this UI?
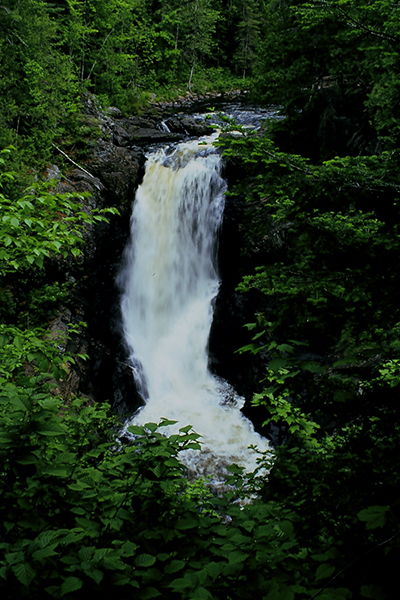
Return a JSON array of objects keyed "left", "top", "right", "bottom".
[
  {"left": 0, "top": 0, "right": 262, "bottom": 163},
  {"left": 1, "top": 1, "right": 400, "bottom": 599}
]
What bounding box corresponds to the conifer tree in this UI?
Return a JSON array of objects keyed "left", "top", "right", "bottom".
[{"left": 234, "top": 0, "right": 261, "bottom": 79}]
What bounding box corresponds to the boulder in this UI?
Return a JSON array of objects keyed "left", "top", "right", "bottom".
[
  {"left": 89, "top": 140, "right": 145, "bottom": 202},
  {"left": 106, "top": 106, "right": 122, "bottom": 118},
  {"left": 164, "top": 116, "right": 214, "bottom": 137}
]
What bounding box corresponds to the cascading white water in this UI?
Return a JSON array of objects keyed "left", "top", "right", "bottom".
[{"left": 119, "top": 133, "right": 269, "bottom": 478}]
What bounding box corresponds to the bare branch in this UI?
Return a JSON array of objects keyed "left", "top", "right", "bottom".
[
  {"left": 310, "top": 532, "right": 400, "bottom": 599},
  {"left": 86, "top": 28, "right": 114, "bottom": 81},
  {"left": 312, "top": 0, "right": 400, "bottom": 43},
  {"left": 52, "top": 143, "right": 95, "bottom": 179}
]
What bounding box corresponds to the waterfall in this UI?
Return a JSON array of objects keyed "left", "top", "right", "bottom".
[{"left": 119, "top": 133, "right": 269, "bottom": 478}]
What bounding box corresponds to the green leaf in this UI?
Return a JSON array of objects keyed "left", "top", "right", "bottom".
[
  {"left": 178, "top": 425, "right": 193, "bottom": 433},
  {"left": 121, "top": 540, "right": 137, "bottom": 557},
  {"left": 39, "top": 398, "right": 61, "bottom": 411},
  {"left": 193, "top": 587, "right": 213, "bottom": 600},
  {"left": 60, "top": 555, "right": 80, "bottom": 566},
  {"left": 11, "top": 562, "right": 36, "bottom": 587},
  {"left": 0, "top": 435, "right": 14, "bottom": 446},
  {"left": 205, "top": 561, "right": 222, "bottom": 579},
  {"left": 226, "top": 464, "right": 244, "bottom": 475},
  {"left": 110, "top": 573, "right": 130, "bottom": 586},
  {"left": 268, "top": 358, "right": 289, "bottom": 371},
  {"left": 302, "top": 362, "right": 326, "bottom": 374},
  {"left": 12, "top": 395, "right": 33, "bottom": 412},
  {"left": 159, "top": 418, "right": 178, "bottom": 427},
  {"left": 357, "top": 506, "right": 388, "bottom": 529},
  {"left": 164, "top": 560, "right": 185, "bottom": 574},
  {"left": 101, "top": 555, "right": 124, "bottom": 574},
  {"left": 153, "top": 464, "right": 163, "bottom": 478},
  {"left": 43, "top": 467, "right": 69, "bottom": 477},
  {"left": 175, "top": 517, "right": 199, "bottom": 530},
  {"left": 157, "top": 554, "right": 170, "bottom": 562},
  {"left": 264, "top": 585, "right": 294, "bottom": 600},
  {"left": 78, "top": 546, "right": 94, "bottom": 561},
  {"left": 311, "top": 549, "right": 337, "bottom": 562},
  {"left": 252, "top": 330, "right": 266, "bottom": 341},
  {"left": 276, "top": 343, "right": 295, "bottom": 353},
  {"left": 317, "top": 589, "right": 352, "bottom": 600},
  {"left": 13, "top": 336, "right": 23, "bottom": 351},
  {"left": 59, "top": 530, "right": 85, "bottom": 546},
  {"left": 228, "top": 550, "right": 248, "bottom": 564},
  {"left": 316, "top": 563, "right": 335, "bottom": 581},
  {"left": 170, "top": 577, "right": 192, "bottom": 591},
  {"left": 139, "top": 587, "right": 162, "bottom": 599},
  {"left": 236, "top": 342, "right": 263, "bottom": 354},
  {"left": 87, "top": 569, "right": 104, "bottom": 585},
  {"left": 60, "top": 577, "right": 83, "bottom": 596},
  {"left": 32, "top": 547, "right": 58, "bottom": 560},
  {"left": 37, "top": 419, "right": 65, "bottom": 436},
  {"left": 135, "top": 554, "right": 156, "bottom": 568},
  {"left": 127, "top": 425, "right": 145, "bottom": 435},
  {"left": 5, "top": 552, "right": 24, "bottom": 565},
  {"left": 278, "top": 520, "right": 294, "bottom": 537},
  {"left": 360, "top": 585, "right": 386, "bottom": 600}
]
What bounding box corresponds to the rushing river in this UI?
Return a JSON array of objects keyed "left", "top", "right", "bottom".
[{"left": 118, "top": 126, "right": 270, "bottom": 479}]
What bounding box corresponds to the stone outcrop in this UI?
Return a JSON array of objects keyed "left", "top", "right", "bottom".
[{"left": 89, "top": 140, "right": 144, "bottom": 201}]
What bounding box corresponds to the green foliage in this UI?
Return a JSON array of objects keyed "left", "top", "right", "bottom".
[
  {"left": 1, "top": 386, "right": 397, "bottom": 598},
  {"left": 0, "top": 147, "right": 118, "bottom": 276},
  {"left": 0, "top": 394, "right": 304, "bottom": 598},
  {"left": 234, "top": 0, "right": 261, "bottom": 79},
  {"left": 0, "top": 0, "right": 260, "bottom": 150},
  {"left": 21, "top": 282, "right": 72, "bottom": 327},
  {"left": 218, "top": 112, "right": 400, "bottom": 597},
  {"left": 0, "top": 0, "right": 81, "bottom": 162},
  {"left": 219, "top": 133, "right": 400, "bottom": 350},
  {"left": 253, "top": 0, "right": 400, "bottom": 152},
  {"left": 182, "top": 0, "right": 220, "bottom": 90},
  {"left": 0, "top": 322, "right": 83, "bottom": 383},
  {"left": 0, "top": 394, "right": 293, "bottom": 598},
  {"left": 2, "top": 3, "right": 400, "bottom": 598}
]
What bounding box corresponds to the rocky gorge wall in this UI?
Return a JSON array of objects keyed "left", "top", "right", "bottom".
[{"left": 53, "top": 92, "right": 270, "bottom": 433}]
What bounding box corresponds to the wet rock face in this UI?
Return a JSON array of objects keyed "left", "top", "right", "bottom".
[
  {"left": 208, "top": 198, "right": 277, "bottom": 440},
  {"left": 208, "top": 158, "right": 283, "bottom": 443},
  {"left": 89, "top": 140, "right": 144, "bottom": 201},
  {"left": 53, "top": 102, "right": 146, "bottom": 412},
  {"left": 208, "top": 286, "right": 275, "bottom": 440},
  {"left": 57, "top": 96, "right": 214, "bottom": 413}
]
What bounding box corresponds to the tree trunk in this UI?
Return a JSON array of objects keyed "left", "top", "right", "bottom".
[{"left": 187, "top": 54, "right": 196, "bottom": 91}]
